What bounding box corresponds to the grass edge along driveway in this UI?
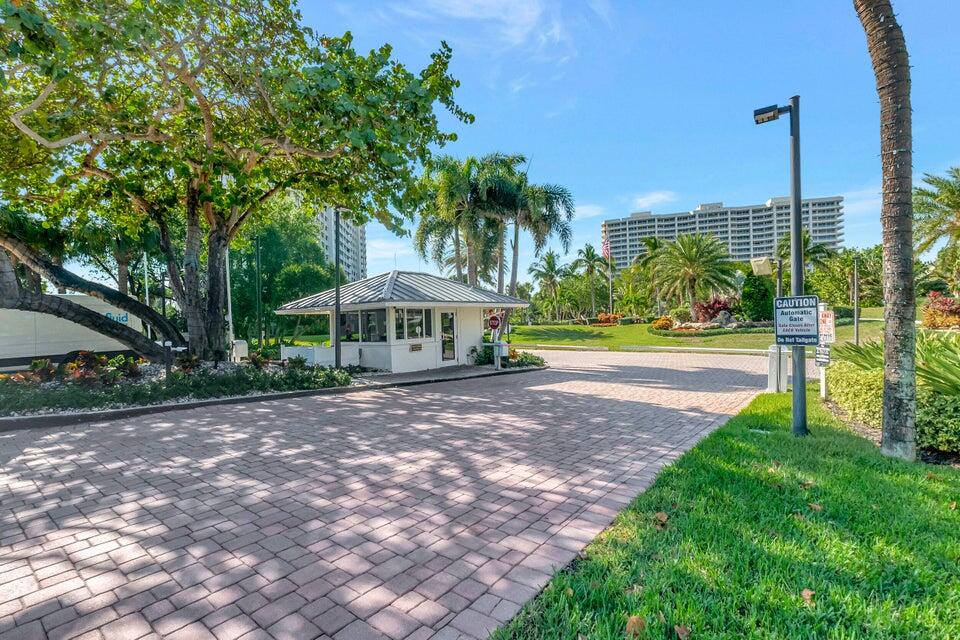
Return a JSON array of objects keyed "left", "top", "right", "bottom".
[
  {"left": 507, "top": 321, "right": 884, "bottom": 351},
  {"left": 494, "top": 393, "right": 960, "bottom": 640}
]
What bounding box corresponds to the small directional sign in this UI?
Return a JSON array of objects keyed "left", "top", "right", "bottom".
[
  {"left": 774, "top": 295, "right": 820, "bottom": 346},
  {"left": 815, "top": 346, "right": 831, "bottom": 367}
]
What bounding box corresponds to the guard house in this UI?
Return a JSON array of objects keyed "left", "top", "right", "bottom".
[{"left": 276, "top": 271, "right": 529, "bottom": 373}]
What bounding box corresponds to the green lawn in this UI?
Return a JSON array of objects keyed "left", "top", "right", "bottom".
[
  {"left": 495, "top": 393, "right": 960, "bottom": 640},
  {"left": 508, "top": 321, "right": 884, "bottom": 351}
]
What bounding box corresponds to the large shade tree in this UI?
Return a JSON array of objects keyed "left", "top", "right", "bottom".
[
  {"left": 855, "top": 0, "right": 916, "bottom": 461},
  {"left": 0, "top": 0, "right": 469, "bottom": 358}
]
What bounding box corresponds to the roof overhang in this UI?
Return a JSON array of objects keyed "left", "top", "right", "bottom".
[{"left": 276, "top": 300, "right": 530, "bottom": 315}]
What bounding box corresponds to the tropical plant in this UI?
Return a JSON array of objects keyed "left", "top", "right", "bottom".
[
  {"left": 835, "top": 331, "right": 960, "bottom": 397},
  {"left": 571, "top": 244, "right": 607, "bottom": 316},
  {"left": 914, "top": 167, "right": 960, "bottom": 290},
  {"left": 921, "top": 292, "right": 960, "bottom": 328},
  {"left": 528, "top": 251, "right": 568, "bottom": 322},
  {"left": 775, "top": 230, "right": 835, "bottom": 271},
  {"left": 635, "top": 237, "right": 665, "bottom": 315},
  {"left": 654, "top": 234, "right": 736, "bottom": 309},
  {"left": 740, "top": 273, "right": 775, "bottom": 321},
  {"left": 855, "top": 0, "right": 917, "bottom": 460}
]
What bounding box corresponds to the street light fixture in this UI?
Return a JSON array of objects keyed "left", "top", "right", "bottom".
[{"left": 755, "top": 94, "right": 809, "bottom": 437}]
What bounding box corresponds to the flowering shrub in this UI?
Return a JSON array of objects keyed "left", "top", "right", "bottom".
[
  {"left": 651, "top": 316, "right": 674, "bottom": 330},
  {"left": 668, "top": 307, "right": 692, "bottom": 323},
  {"left": 693, "top": 297, "right": 733, "bottom": 322},
  {"left": 922, "top": 292, "right": 960, "bottom": 329},
  {"left": 596, "top": 313, "right": 623, "bottom": 325}
]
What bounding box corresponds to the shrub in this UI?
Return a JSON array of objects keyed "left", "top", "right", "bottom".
[
  {"left": 597, "top": 312, "right": 622, "bottom": 324},
  {"left": 29, "top": 358, "right": 56, "bottom": 382},
  {"left": 175, "top": 353, "right": 200, "bottom": 374},
  {"left": 692, "top": 297, "right": 732, "bottom": 322},
  {"left": 510, "top": 351, "right": 545, "bottom": 368},
  {"left": 668, "top": 306, "right": 692, "bottom": 323},
  {"left": 836, "top": 331, "right": 960, "bottom": 396},
  {"left": 651, "top": 316, "right": 673, "bottom": 330},
  {"left": 286, "top": 355, "right": 308, "bottom": 370},
  {"left": 922, "top": 292, "right": 960, "bottom": 328},
  {"left": 741, "top": 273, "right": 774, "bottom": 321},
  {"left": 618, "top": 316, "right": 636, "bottom": 325},
  {"left": 828, "top": 359, "right": 960, "bottom": 453},
  {"left": 833, "top": 305, "right": 854, "bottom": 319},
  {"left": 469, "top": 345, "right": 495, "bottom": 366},
  {"left": 248, "top": 351, "right": 269, "bottom": 370}
]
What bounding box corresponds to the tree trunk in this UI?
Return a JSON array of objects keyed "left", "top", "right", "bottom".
[
  {"left": 51, "top": 255, "right": 66, "bottom": 294},
  {"left": 453, "top": 225, "right": 464, "bottom": 283},
  {"left": 116, "top": 256, "right": 129, "bottom": 296},
  {"left": 0, "top": 251, "right": 164, "bottom": 359},
  {"left": 497, "top": 222, "right": 506, "bottom": 294},
  {"left": 183, "top": 181, "right": 207, "bottom": 355},
  {"left": 203, "top": 228, "right": 229, "bottom": 360},
  {"left": 0, "top": 231, "right": 185, "bottom": 345},
  {"left": 589, "top": 273, "right": 596, "bottom": 317},
  {"left": 855, "top": 0, "right": 916, "bottom": 461},
  {"left": 510, "top": 217, "right": 521, "bottom": 296}
]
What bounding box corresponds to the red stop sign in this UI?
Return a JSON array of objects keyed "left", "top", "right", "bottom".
[{"left": 488, "top": 315, "right": 501, "bottom": 330}]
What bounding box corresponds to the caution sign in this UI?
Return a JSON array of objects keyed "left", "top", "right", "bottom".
[{"left": 774, "top": 295, "right": 820, "bottom": 346}]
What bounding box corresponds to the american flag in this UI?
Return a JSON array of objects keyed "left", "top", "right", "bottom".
[{"left": 601, "top": 239, "right": 610, "bottom": 259}]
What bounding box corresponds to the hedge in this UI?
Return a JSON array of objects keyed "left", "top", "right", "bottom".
[
  {"left": 648, "top": 326, "right": 776, "bottom": 338},
  {"left": 827, "top": 360, "right": 960, "bottom": 453}
]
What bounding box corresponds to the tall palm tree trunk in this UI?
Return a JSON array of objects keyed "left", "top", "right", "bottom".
[
  {"left": 589, "top": 272, "right": 596, "bottom": 317},
  {"left": 510, "top": 217, "right": 521, "bottom": 296},
  {"left": 497, "top": 222, "right": 506, "bottom": 294},
  {"left": 855, "top": 0, "right": 916, "bottom": 461},
  {"left": 453, "top": 225, "right": 464, "bottom": 283}
]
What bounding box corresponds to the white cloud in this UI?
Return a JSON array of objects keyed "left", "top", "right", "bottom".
[
  {"left": 632, "top": 190, "right": 679, "bottom": 210},
  {"left": 842, "top": 185, "right": 881, "bottom": 218},
  {"left": 574, "top": 203, "right": 605, "bottom": 219}
]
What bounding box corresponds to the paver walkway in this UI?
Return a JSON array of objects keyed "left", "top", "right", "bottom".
[{"left": 0, "top": 351, "right": 767, "bottom": 639}]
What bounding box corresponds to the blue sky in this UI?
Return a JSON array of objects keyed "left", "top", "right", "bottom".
[{"left": 301, "top": 0, "right": 960, "bottom": 279}]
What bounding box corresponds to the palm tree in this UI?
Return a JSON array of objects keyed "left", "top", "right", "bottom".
[
  {"left": 528, "top": 250, "right": 567, "bottom": 322},
  {"left": 571, "top": 243, "right": 606, "bottom": 316},
  {"left": 635, "top": 236, "right": 665, "bottom": 315},
  {"left": 655, "top": 234, "right": 736, "bottom": 310},
  {"left": 414, "top": 155, "right": 474, "bottom": 283},
  {"left": 914, "top": 167, "right": 960, "bottom": 288},
  {"left": 855, "top": 0, "right": 916, "bottom": 461},
  {"left": 775, "top": 230, "right": 835, "bottom": 271}
]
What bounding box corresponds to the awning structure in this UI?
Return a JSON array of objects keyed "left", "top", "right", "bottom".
[{"left": 276, "top": 270, "right": 530, "bottom": 314}]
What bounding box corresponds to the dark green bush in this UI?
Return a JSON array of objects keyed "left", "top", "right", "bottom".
[
  {"left": 828, "top": 360, "right": 960, "bottom": 453},
  {"left": 0, "top": 365, "right": 351, "bottom": 416},
  {"left": 647, "top": 326, "right": 774, "bottom": 337},
  {"left": 668, "top": 306, "right": 692, "bottom": 323},
  {"left": 833, "top": 305, "right": 854, "bottom": 319},
  {"left": 510, "top": 351, "right": 545, "bottom": 368},
  {"left": 618, "top": 317, "right": 636, "bottom": 325},
  {"left": 741, "top": 273, "right": 774, "bottom": 321}
]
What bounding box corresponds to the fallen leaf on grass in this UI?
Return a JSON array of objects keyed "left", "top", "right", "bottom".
[
  {"left": 801, "top": 588, "right": 816, "bottom": 607},
  {"left": 792, "top": 513, "right": 805, "bottom": 522},
  {"left": 675, "top": 624, "right": 691, "bottom": 639},
  {"left": 565, "top": 587, "right": 574, "bottom": 598},
  {"left": 950, "top": 501, "right": 957, "bottom": 511},
  {"left": 658, "top": 612, "right": 667, "bottom": 623},
  {"left": 654, "top": 512, "right": 669, "bottom": 530},
  {"left": 625, "top": 615, "right": 646, "bottom": 636},
  {"left": 800, "top": 480, "right": 815, "bottom": 489},
  {"left": 625, "top": 584, "right": 644, "bottom": 595},
  {"left": 808, "top": 503, "right": 822, "bottom": 512}
]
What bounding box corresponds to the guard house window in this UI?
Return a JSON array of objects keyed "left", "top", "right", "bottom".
[
  {"left": 362, "top": 309, "right": 387, "bottom": 343},
  {"left": 394, "top": 308, "right": 405, "bottom": 340},
  {"left": 339, "top": 312, "right": 360, "bottom": 342},
  {"left": 406, "top": 308, "right": 424, "bottom": 340},
  {"left": 393, "top": 308, "right": 433, "bottom": 340}
]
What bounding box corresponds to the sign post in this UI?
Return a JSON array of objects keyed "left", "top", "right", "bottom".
[
  {"left": 489, "top": 314, "right": 502, "bottom": 370},
  {"left": 816, "top": 303, "right": 835, "bottom": 399},
  {"left": 774, "top": 295, "right": 819, "bottom": 434}
]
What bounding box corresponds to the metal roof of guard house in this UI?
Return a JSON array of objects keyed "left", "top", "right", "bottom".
[{"left": 276, "top": 270, "right": 530, "bottom": 314}]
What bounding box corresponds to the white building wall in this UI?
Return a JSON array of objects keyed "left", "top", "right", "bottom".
[
  {"left": 601, "top": 196, "right": 844, "bottom": 270},
  {"left": 0, "top": 295, "right": 144, "bottom": 367},
  {"left": 317, "top": 207, "right": 367, "bottom": 282}
]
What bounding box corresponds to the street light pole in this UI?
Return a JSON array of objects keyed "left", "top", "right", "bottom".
[
  {"left": 787, "top": 95, "right": 808, "bottom": 437},
  {"left": 334, "top": 207, "right": 342, "bottom": 369},
  {"left": 754, "top": 95, "right": 808, "bottom": 437},
  {"left": 853, "top": 255, "right": 860, "bottom": 346}
]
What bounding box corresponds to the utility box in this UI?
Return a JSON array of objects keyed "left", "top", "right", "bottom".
[
  {"left": 768, "top": 345, "right": 788, "bottom": 392},
  {"left": 232, "top": 340, "right": 249, "bottom": 361}
]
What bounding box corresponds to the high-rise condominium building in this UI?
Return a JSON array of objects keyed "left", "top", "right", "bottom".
[
  {"left": 317, "top": 207, "right": 367, "bottom": 282},
  {"left": 600, "top": 196, "right": 844, "bottom": 270}
]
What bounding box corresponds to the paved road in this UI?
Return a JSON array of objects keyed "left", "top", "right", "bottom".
[{"left": 0, "top": 351, "right": 767, "bottom": 640}]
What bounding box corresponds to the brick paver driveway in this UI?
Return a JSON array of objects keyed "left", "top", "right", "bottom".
[{"left": 1, "top": 351, "right": 767, "bottom": 640}]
